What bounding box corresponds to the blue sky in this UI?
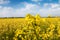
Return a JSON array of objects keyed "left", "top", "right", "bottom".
[{"left": 0, "top": 0, "right": 60, "bottom": 17}]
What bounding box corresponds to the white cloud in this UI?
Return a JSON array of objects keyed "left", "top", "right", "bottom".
[
  {"left": 15, "top": 3, "right": 40, "bottom": 17},
  {"left": 31, "top": 0, "right": 43, "bottom": 2},
  {"left": 0, "top": 0, "right": 10, "bottom": 4},
  {"left": 0, "top": 3, "right": 60, "bottom": 17},
  {"left": 50, "top": 4, "right": 60, "bottom": 8},
  {"left": 39, "top": 6, "right": 60, "bottom": 17},
  {"left": 0, "top": 3, "right": 40, "bottom": 17},
  {"left": 0, "top": 7, "right": 15, "bottom": 17},
  {"left": 39, "top": 3, "right": 60, "bottom": 17},
  {"left": 43, "top": 3, "right": 60, "bottom": 8},
  {"left": 43, "top": 3, "right": 49, "bottom": 8}
]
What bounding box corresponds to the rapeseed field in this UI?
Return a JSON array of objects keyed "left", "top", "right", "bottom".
[{"left": 0, "top": 14, "right": 60, "bottom": 40}]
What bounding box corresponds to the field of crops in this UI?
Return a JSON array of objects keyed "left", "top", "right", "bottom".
[{"left": 0, "top": 14, "right": 60, "bottom": 40}]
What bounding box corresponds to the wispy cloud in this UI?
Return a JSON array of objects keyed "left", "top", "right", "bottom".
[
  {"left": 31, "top": 0, "right": 43, "bottom": 2},
  {"left": 0, "top": 0, "right": 10, "bottom": 4},
  {"left": 43, "top": 3, "right": 60, "bottom": 8},
  {"left": 39, "top": 7, "right": 60, "bottom": 17},
  {"left": 0, "top": 2, "right": 60, "bottom": 17},
  {"left": 0, "top": 6, "right": 15, "bottom": 17},
  {"left": 0, "top": 3, "right": 40, "bottom": 17}
]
